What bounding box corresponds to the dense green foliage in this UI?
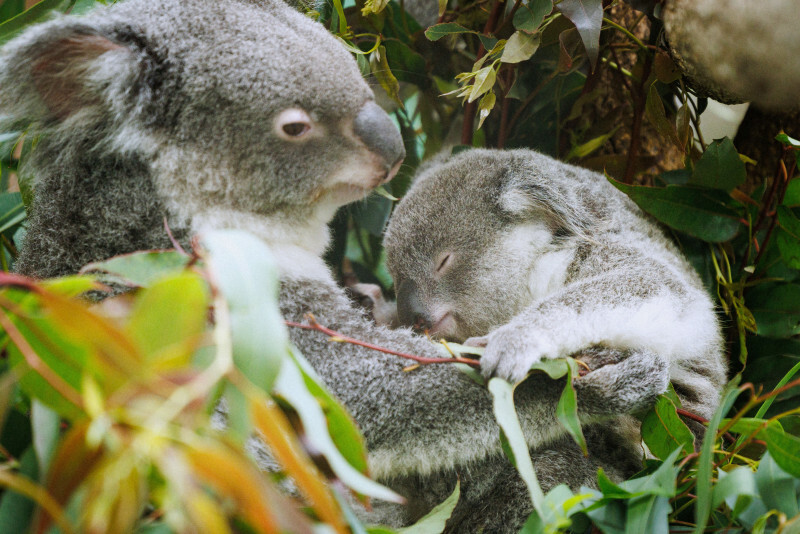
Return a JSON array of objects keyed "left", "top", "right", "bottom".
[{"left": 0, "top": 0, "right": 800, "bottom": 532}]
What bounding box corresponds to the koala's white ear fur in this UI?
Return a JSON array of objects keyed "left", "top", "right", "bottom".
[
  {"left": 31, "top": 34, "right": 126, "bottom": 120},
  {"left": 0, "top": 25, "right": 136, "bottom": 125},
  {"left": 498, "top": 175, "right": 591, "bottom": 235}
]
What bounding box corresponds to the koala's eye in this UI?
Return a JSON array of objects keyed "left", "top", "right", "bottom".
[
  {"left": 283, "top": 122, "right": 310, "bottom": 137},
  {"left": 435, "top": 252, "right": 453, "bottom": 275},
  {"left": 275, "top": 108, "right": 313, "bottom": 140}
]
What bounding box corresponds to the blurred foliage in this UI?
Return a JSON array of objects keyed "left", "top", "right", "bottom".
[{"left": 1, "top": 0, "right": 800, "bottom": 532}]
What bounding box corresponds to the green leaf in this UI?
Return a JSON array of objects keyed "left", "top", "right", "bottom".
[
  {"left": 398, "top": 481, "right": 459, "bottom": 533},
  {"left": 202, "top": 230, "right": 287, "bottom": 392},
  {"left": 755, "top": 452, "right": 799, "bottom": 516},
  {"left": 81, "top": 250, "right": 191, "bottom": 288},
  {"left": 476, "top": 91, "right": 496, "bottom": 130},
  {"left": 556, "top": 0, "right": 603, "bottom": 68},
  {"left": 424, "top": 23, "right": 473, "bottom": 41},
  {"left": 500, "top": 31, "right": 541, "bottom": 64},
  {"left": 273, "top": 357, "right": 403, "bottom": 503},
  {"left": 468, "top": 65, "right": 497, "bottom": 103},
  {"left": 645, "top": 84, "right": 681, "bottom": 149},
  {"left": 761, "top": 426, "right": 800, "bottom": 478},
  {"left": 512, "top": 0, "right": 552, "bottom": 33},
  {"left": 0, "top": 193, "right": 25, "bottom": 234},
  {"left": 693, "top": 382, "right": 743, "bottom": 534},
  {"left": 689, "top": 137, "right": 747, "bottom": 192},
  {"left": 0, "top": 447, "right": 37, "bottom": 534},
  {"left": 124, "top": 271, "right": 209, "bottom": 363},
  {"left": 608, "top": 177, "right": 741, "bottom": 242},
  {"left": 288, "top": 347, "right": 370, "bottom": 475},
  {"left": 776, "top": 133, "right": 800, "bottom": 148},
  {"left": 554, "top": 360, "right": 586, "bottom": 454},
  {"left": 784, "top": 180, "right": 800, "bottom": 207},
  {"left": 625, "top": 495, "right": 670, "bottom": 534},
  {"left": 747, "top": 283, "right": 800, "bottom": 338},
  {"left": 712, "top": 467, "right": 758, "bottom": 518},
  {"left": 640, "top": 395, "right": 694, "bottom": 459},
  {"left": 31, "top": 400, "right": 59, "bottom": 477},
  {"left": 370, "top": 46, "right": 402, "bottom": 108},
  {"left": 777, "top": 206, "right": 800, "bottom": 269},
  {"left": 488, "top": 378, "right": 546, "bottom": 520},
  {"left": 0, "top": 0, "right": 67, "bottom": 43}
]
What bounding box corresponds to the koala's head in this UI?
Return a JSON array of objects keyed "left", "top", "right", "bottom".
[
  {"left": 384, "top": 149, "right": 591, "bottom": 341},
  {"left": 0, "top": 0, "right": 404, "bottom": 233}
]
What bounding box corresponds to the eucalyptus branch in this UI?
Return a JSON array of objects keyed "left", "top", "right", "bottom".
[{"left": 285, "top": 315, "right": 480, "bottom": 367}]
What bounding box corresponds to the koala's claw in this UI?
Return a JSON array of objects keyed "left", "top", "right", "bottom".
[
  {"left": 464, "top": 335, "right": 489, "bottom": 348},
  {"left": 475, "top": 328, "right": 548, "bottom": 383}
]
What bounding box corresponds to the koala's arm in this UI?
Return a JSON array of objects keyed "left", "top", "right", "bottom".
[
  {"left": 279, "top": 275, "right": 668, "bottom": 481},
  {"left": 476, "top": 243, "right": 725, "bottom": 419}
]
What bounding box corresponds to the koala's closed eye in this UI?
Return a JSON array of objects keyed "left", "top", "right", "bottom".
[{"left": 434, "top": 252, "right": 453, "bottom": 275}]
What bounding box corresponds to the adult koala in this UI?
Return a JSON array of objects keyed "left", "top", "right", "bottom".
[{"left": 0, "top": 0, "right": 668, "bottom": 530}]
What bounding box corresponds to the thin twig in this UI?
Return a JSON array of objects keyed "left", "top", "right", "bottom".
[
  {"left": 163, "top": 217, "right": 187, "bottom": 256},
  {"left": 285, "top": 316, "right": 480, "bottom": 367}
]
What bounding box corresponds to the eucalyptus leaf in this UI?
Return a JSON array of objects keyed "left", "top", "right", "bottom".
[
  {"left": 398, "top": 481, "right": 460, "bottom": 533},
  {"left": 81, "top": 250, "right": 191, "bottom": 288},
  {"left": 512, "top": 0, "right": 552, "bottom": 33},
  {"left": 693, "top": 382, "right": 743, "bottom": 534},
  {"left": 31, "top": 400, "right": 59, "bottom": 477},
  {"left": 556, "top": 0, "right": 603, "bottom": 68},
  {"left": 747, "top": 283, "right": 800, "bottom": 338},
  {"left": 273, "top": 358, "right": 403, "bottom": 504},
  {"left": 640, "top": 395, "right": 694, "bottom": 459},
  {"left": 424, "top": 23, "right": 473, "bottom": 41},
  {"left": 501, "top": 31, "right": 541, "bottom": 64},
  {"left": 202, "top": 230, "right": 287, "bottom": 392},
  {"left": 608, "top": 177, "right": 741, "bottom": 242},
  {"left": 777, "top": 206, "right": 800, "bottom": 269},
  {"left": 488, "top": 378, "right": 546, "bottom": 519},
  {"left": 689, "top": 137, "right": 747, "bottom": 192}
]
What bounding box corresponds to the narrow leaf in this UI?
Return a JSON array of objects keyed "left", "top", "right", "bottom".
[
  {"left": 488, "top": 378, "right": 546, "bottom": 519},
  {"left": 398, "top": 481, "right": 460, "bottom": 533},
  {"left": 424, "top": 23, "right": 473, "bottom": 41}
]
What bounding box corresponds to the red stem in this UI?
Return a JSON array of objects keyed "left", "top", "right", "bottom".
[{"left": 285, "top": 318, "right": 480, "bottom": 367}]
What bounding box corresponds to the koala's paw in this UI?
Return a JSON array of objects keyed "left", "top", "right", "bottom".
[
  {"left": 345, "top": 283, "right": 398, "bottom": 326},
  {"left": 468, "top": 326, "right": 553, "bottom": 383},
  {"left": 573, "top": 349, "right": 669, "bottom": 415}
]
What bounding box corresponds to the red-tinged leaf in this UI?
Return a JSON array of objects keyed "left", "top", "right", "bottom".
[
  {"left": 185, "top": 443, "right": 312, "bottom": 534},
  {"left": 557, "top": 0, "right": 603, "bottom": 69},
  {"left": 35, "top": 423, "right": 101, "bottom": 533},
  {"left": 0, "top": 468, "right": 76, "bottom": 534},
  {"left": 250, "top": 396, "right": 347, "bottom": 528}
]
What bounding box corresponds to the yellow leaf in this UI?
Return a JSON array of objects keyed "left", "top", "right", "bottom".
[
  {"left": 468, "top": 65, "right": 497, "bottom": 103},
  {"left": 251, "top": 397, "right": 348, "bottom": 533}
]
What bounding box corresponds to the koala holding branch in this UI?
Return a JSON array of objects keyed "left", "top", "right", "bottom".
[
  {"left": 384, "top": 148, "right": 727, "bottom": 423},
  {"left": 1, "top": 1, "right": 684, "bottom": 529}
]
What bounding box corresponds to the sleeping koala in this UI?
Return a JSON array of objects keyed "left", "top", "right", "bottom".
[
  {"left": 0, "top": 1, "right": 690, "bottom": 530},
  {"left": 383, "top": 148, "right": 727, "bottom": 424}
]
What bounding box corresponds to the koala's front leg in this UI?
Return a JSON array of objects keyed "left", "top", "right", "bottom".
[{"left": 471, "top": 268, "right": 711, "bottom": 384}]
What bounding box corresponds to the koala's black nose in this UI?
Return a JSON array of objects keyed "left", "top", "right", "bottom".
[
  {"left": 353, "top": 101, "right": 405, "bottom": 170},
  {"left": 396, "top": 279, "right": 431, "bottom": 332}
]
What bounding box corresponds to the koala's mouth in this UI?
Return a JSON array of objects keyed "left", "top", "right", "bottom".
[{"left": 318, "top": 160, "right": 403, "bottom": 206}]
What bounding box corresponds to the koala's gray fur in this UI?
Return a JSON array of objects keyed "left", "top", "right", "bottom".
[
  {"left": 383, "top": 148, "right": 727, "bottom": 435},
  {"left": 2, "top": 2, "right": 683, "bottom": 530}
]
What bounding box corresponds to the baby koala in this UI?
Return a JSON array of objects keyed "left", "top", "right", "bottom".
[{"left": 383, "top": 148, "right": 727, "bottom": 421}]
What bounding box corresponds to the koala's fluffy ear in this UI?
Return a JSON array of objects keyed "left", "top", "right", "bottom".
[
  {"left": 0, "top": 21, "right": 138, "bottom": 127},
  {"left": 498, "top": 173, "right": 593, "bottom": 236}
]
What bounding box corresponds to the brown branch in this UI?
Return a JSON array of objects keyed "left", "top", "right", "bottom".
[{"left": 285, "top": 316, "right": 480, "bottom": 367}]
